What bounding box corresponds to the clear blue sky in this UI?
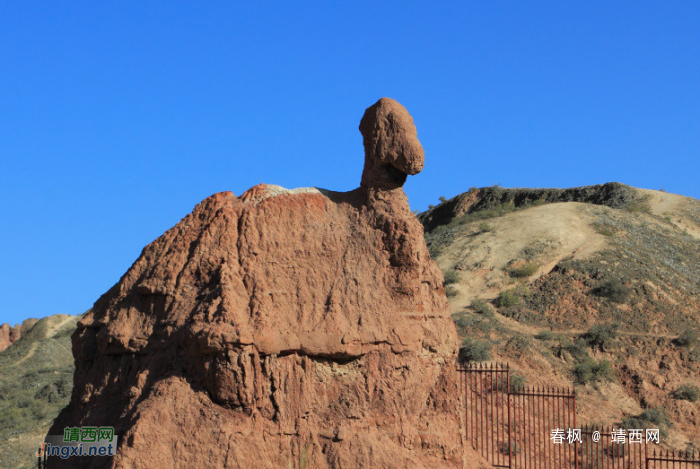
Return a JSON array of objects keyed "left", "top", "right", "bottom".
[{"left": 1, "top": 2, "right": 698, "bottom": 326}]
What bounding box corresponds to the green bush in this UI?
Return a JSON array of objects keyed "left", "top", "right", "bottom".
[
  {"left": 445, "top": 285, "right": 458, "bottom": 298},
  {"left": 622, "top": 408, "right": 671, "bottom": 436},
  {"left": 623, "top": 195, "right": 652, "bottom": 214},
  {"left": 673, "top": 383, "right": 700, "bottom": 402},
  {"left": 451, "top": 312, "right": 470, "bottom": 331},
  {"left": 443, "top": 270, "right": 460, "bottom": 286},
  {"left": 509, "top": 373, "right": 527, "bottom": 392},
  {"left": 573, "top": 358, "right": 612, "bottom": 385},
  {"left": 455, "top": 201, "right": 517, "bottom": 225},
  {"left": 470, "top": 299, "right": 494, "bottom": 316},
  {"left": 478, "top": 222, "right": 492, "bottom": 233},
  {"left": 439, "top": 196, "right": 447, "bottom": 203},
  {"left": 584, "top": 323, "right": 619, "bottom": 350},
  {"left": 458, "top": 338, "right": 492, "bottom": 363},
  {"left": 562, "top": 338, "right": 591, "bottom": 362},
  {"left": 508, "top": 263, "right": 539, "bottom": 278},
  {"left": 497, "top": 289, "right": 521, "bottom": 308},
  {"left": 594, "top": 222, "right": 617, "bottom": 237},
  {"left": 673, "top": 329, "right": 698, "bottom": 347},
  {"left": 506, "top": 335, "right": 532, "bottom": 357},
  {"left": 535, "top": 330, "right": 557, "bottom": 341},
  {"left": 428, "top": 244, "right": 443, "bottom": 258},
  {"left": 595, "top": 279, "right": 631, "bottom": 304}
]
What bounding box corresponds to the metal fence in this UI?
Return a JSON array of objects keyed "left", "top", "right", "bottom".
[
  {"left": 646, "top": 449, "right": 700, "bottom": 468},
  {"left": 458, "top": 363, "right": 698, "bottom": 469}
]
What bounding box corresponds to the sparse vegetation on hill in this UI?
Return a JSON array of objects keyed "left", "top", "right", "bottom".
[
  {"left": 508, "top": 262, "right": 539, "bottom": 278},
  {"left": 0, "top": 314, "right": 78, "bottom": 469},
  {"left": 443, "top": 269, "right": 460, "bottom": 285},
  {"left": 433, "top": 183, "right": 700, "bottom": 450},
  {"left": 622, "top": 408, "right": 672, "bottom": 437},
  {"left": 470, "top": 298, "right": 494, "bottom": 316},
  {"left": 573, "top": 358, "right": 613, "bottom": 386},
  {"left": 594, "top": 279, "right": 631, "bottom": 304},
  {"left": 673, "top": 384, "right": 700, "bottom": 402},
  {"left": 583, "top": 322, "right": 619, "bottom": 350},
  {"left": 458, "top": 337, "right": 492, "bottom": 363},
  {"left": 419, "top": 182, "right": 647, "bottom": 233}
]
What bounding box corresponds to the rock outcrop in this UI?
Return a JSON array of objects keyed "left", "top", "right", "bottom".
[
  {"left": 48, "top": 98, "right": 463, "bottom": 468},
  {"left": 0, "top": 318, "right": 38, "bottom": 352}
]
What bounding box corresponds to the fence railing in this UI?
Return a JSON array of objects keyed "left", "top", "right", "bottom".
[
  {"left": 510, "top": 385, "right": 577, "bottom": 468},
  {"left": 458, "top": 363, "right": 698, "bottom": 469},
  {"left": 646, "top": 449, "right": 700, "bottom": 468}
]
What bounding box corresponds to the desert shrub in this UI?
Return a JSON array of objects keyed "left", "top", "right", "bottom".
[
  {"left": 505, "top": 335, "right": 532, "bottom": 357},
  {"left": 458, "top": 338, "right": 492, "bottom": 363},
  {"left": 428, "top": 204, "right": 435, "bottom": 210},
  {"left": 622, "top": 408, "right": 671, "bottom": 436},
  {"left": 673, "top": 383, "right": 700, "bottom": 402},
  {"left": 596, "top": 226, "right": 616, "bottom": 237},
  {"left": 470, "top": 299, "right": 494, "bottom": 316},
  {"left": 478, "top": 222, "right": 493, "bottom": 233},
  {"left": 584, "top": 323, "right": 619, "bottom": 350},
  {"left": 673, "top": 329, "right": 698, "bottom": 347},
  {"left": 428, "top": 244, "right": 442, "bottom": 258},
  {"left": 439, "top": 196, "right": 447, "bottom": 203},
  {"left": 561, "top": 338, "right": 591, "bottom": 362},
  {"left": 623, "top": 195, "right": 652, "bottom": 214},
  {"left": 508, "top": 263, "right": 539, "bottom": 278},
  {"left": 451, "top": 312, "right": 470, "bottom": 331},
  {"left": 497, "top": 289, "right": 521, "bottom": 308},
  {"left": 509, "top": 373, "right": 527, "bottom": 392},
  {"left": 535, "top": 330, "right": 556, "bottom": 341},
  {"left": 573, "top": 358, "right": 612, "bottom": 385},
  {"left": 445, "top": 286, "right": 458, "bottom": 298},
  {"left": 595, "top": 279, "right": 631, "bottom": 304},
  {"left": 455, "top": 201, "right": 517, "bottom": 226},
  {"left": 443, "top": 270, "right": 460, "bottom": 286}
]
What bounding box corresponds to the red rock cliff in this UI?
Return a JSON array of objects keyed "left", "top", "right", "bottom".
[{"left": 48, "top": 98, "right": 463, "bottom": 468}]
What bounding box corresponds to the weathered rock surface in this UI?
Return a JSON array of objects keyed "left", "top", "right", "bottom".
[
  {"left": 48, "top": 98, "right": 463, "bottom": 468},
  {"left": 0, "top": 318, "right": 38, "bottom": 352}
]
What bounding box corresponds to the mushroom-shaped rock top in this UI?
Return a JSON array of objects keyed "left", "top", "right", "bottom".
[{"left": 359, "top": 97, "right": 425, "bottom": 190}]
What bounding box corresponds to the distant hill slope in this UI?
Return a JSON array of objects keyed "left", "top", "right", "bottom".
[
  {"left": 420, "top": 183, "right": 700, "bottom": 451},
  {"left": 0, "top": 314, "right": 78, "bottom": 469},
  {"left": 0, "top": 319, "right": 39, "bottom": 352}
]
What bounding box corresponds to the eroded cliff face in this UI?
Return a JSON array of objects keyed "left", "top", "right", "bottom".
[{"left": 48, "top": 98, "right": 463, "bottom": 468}]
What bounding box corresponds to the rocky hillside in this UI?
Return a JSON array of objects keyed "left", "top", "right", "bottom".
[
  {"left": 0, "top": 318, "right": 40, "bottom": 352},
  {"left": 420, "top": 183, "right": 700, "bottom": 452},
  {"left": 0, "top": 314, "right": 79, "bottom": 469}
]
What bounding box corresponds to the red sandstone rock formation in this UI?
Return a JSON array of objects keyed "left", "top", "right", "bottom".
[
  {"left": 0, "top": 318, "right": 38, "bottom": 352},
  {"left": 48, "top": 98, "right": 464, "bottom": 468}
]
